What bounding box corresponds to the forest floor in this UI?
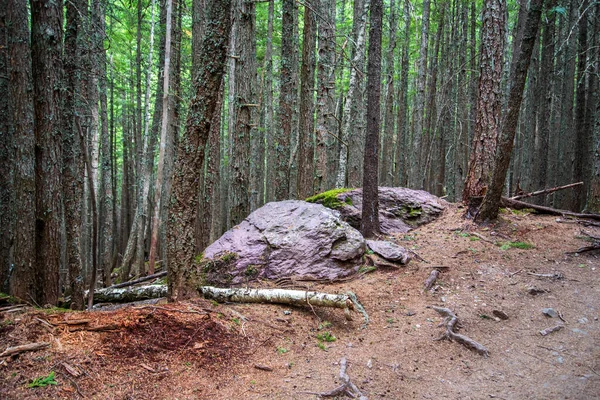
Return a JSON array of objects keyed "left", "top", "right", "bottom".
[{"left": 1, "top": 203, "right": 599, "bottom": 399}]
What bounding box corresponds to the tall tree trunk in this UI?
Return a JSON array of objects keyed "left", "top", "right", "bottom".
[
  {"left": 361, "top": 0, "right": 382, "bottom": 238},
  {"left": 586, "top": 2, "right": 599, "bottom": 212},
  {"left": 95, "top": 0, "right": 113, "bottom": 287},
  {"left": 296, "top": 1, "right": 317, "bottom": 199},
  {"left": 31, "top": 0, "right": 64, "bottom": 305},
  {"left": 336, "top": 0, "right": 369, "bottom": 188},
  {"left": 346, "top": 0, "right": 369, "bottom": 188},
  {"left": 167, "top": 0, "right": 232, "bottom": 301},
  {"left": 315, "top": 0, "right": 335, "bottom": 194},
  {"left": 263, "top": 0, "right": 275, "bottom": 201},
  {"left": 532, "top": 0, "right": 557, "bottom": 204},
  {"left": 409, "top": 0, "right": 430, "bottom": 189},
  {"left": 463, "top": 0, "right": 506, "bottom": 205},
  {"left": 573, "top": 0, "right": 591, "bottom": 211},
  {"left": 62, "top": 0, "right": 87, "bottom": 308},
  {"left": 6, "top": 0, "right": 35, "bottom": 301},
  {"left": 477, "top": 0, "right": 545, "bottom": 222},
  {"left": 394, "top": 0, "right": 411, "bottom": 187},
  {"left": 274, "top": 0, "right": 297, "bottom": 200},
  {"left": 228, "top": 0, "right": 257, "bottom": 226},
  {"left": 120, "top": 0, "right": 158, "bottom": 280},
  {"left": 379, "top": 0, "right": 396, "bottom": 187},
  {"left": 148, "top": 0, "right": 173, "bottom": 275},
  {"left": 0, "top": 2, "right": 12, "bottom": 293}
]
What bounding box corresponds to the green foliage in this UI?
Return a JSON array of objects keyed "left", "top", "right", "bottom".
[
  {"left": 276, "top": 346, "right": 288, "bottom": 354},
  {"left": 316, "top": 331, "right": 336, "bottom": 342},
  {"left": 318, "top": 321, "right": 332, "bottom": 330},
  {"left": 232, "top": 317, "right": 240, "bottom": 325},
  {"left": 499, "top": 241, "right": 534, "bottom": 250},
  {"left": 359, "top": 265, "right": 377, "bottom": 274},
  {"left": 317, "top": 342, "right": 327, "bottom": 351},
  {"left": 27, "top": 371, "right": 57, "bottom": 389},
  {"left": 305, "top": 188, "right": 353, "bottom": 209}
]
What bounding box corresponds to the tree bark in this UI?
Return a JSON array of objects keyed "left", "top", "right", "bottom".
[
  {"left": 361, "top": 0, "right": 383, "bottom": 238},
  {"left": 379, "top": 0, "right": 396, "bottom": 187},
  {"left": 228, "top": 0, "right": 257, "bottom": 226},
  {"left": 148, "top": 0, "right": 173, "bottom": 275},
  {"left": 296, "top": 1, "right": 318, "bottom": 199},
  {"left": 167, "top": 0, "right": 232, "bottom": 301},
  {"left": 274, "top": 0, "right": 297, "bottom": 201},
  {"left": 476, "top": 0, "right": 545, "bottom": 222},
  {"left": 314, "top": 0, "right": 335, "bottom": 194},
  {"left": 409, "top": 0, "right": 430, "bottom": 189},
  {"left": 31, "top": 0, "right": 64, "bottom": 305},
  {"left": 394, "top": 0, "right": 411, "bottom": 187},
  {"left": 463, "top": 0, "right": 506, "bottom": 205},
  {"left": 336, "top": 0, "right": 369, "bottom": 188}
]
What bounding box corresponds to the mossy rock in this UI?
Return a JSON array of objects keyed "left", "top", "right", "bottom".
[{"left": 306, "top": 188, "right": 353, "bottom": 209}]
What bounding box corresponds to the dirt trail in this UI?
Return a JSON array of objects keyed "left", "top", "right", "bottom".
[{"left": 1, "top": 204, "right": 599, "bottom": 399}]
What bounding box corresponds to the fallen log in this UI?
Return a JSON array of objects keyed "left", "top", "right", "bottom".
[
  {"left": 432, "top": 306, "right": 489, "bottom": 357},
  {"left": 200, "top": 286, "right": 368, "bottom": 326},
  {"left": 1, "top": 342, "right": 50, "bottom": 357},
  {"left": 501, "top": 197, "right": 600, "bottom": 221},
  {"left": 510, "top": 182, "right": 583, "bottom": 200},
  {"left": 90, "top": 284, "right": 168, "bottom": 304}
]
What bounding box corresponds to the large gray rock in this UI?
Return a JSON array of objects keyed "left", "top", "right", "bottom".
[
  {"left": 200, "top": 200, "right": 366, "bottom": 285},
  {"left": 366, "top": 240, "right": 411, "bottom": 264},
  {"left": 308, "top": 187, "right": 446, "bottom": 235}
]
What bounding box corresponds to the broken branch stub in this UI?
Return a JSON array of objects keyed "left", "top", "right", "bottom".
[{"left": 200, "top": 286, "right": 368, "bottom": 326}]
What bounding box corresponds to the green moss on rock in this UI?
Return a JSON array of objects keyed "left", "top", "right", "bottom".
[{"left": 306, "top": 188, "right": 353, "bottom": 209}]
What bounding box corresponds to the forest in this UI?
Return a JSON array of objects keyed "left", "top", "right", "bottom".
[{"left": 1, "top": 0, "right": 599, "bottom": 309}]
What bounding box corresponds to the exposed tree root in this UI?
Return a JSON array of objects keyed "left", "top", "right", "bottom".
[
  {"left": 424, "top": 270, "right": 440, "bottom": 291},
  {"left": 0, "top": 342, "right": 50, "bottom": 357},
  {"left": 432, "top": 306, "right": 489, "bottom": 357},
  {"left": 299, "top": 357, "right": 368, "bottom": 399}
]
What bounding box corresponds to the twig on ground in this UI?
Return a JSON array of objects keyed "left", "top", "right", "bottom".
[
  {"left": 432, "top": 306, "right": 489, "bottom": 357},
  {"left": 509, "top": 269, "right": 524, "bottom": 278},
  {"left": 527, "top": 272, "right": 564, "bottom": 280},
  {"left": 254, "top": 364, "right": 273, "bottom": 372}
]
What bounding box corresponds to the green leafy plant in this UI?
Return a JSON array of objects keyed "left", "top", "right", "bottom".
[
  {"left": 316, "top": 331, "right": 336, "bottom": 342},
  {"left": 499, "top": 241, "right": 534, "bottom": 250},
  {"left": 276, "top": 346, "right": 288, "bottom": 354},
  {"left": 232, "top": 317, "right": 240, "bottom": 325},
  {"left": 318, "top": 321, "right": 332, "bottom": 330},
  {"left": 317, "top": 342, "right": 327, "bottom": 351},
  {"left": 27, "top": 371, "right": 57, "bottom": 388}
]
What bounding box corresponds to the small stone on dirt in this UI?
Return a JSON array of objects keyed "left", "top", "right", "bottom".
[
  {"left": 406, "top": 310, "right": 416, "bottom": 316},
  {"left": 539, "top": 324, "right": 563, "bottom": 336},
  {"left": 366, "top": 240, "right": 411, "bottom": 264},
  {"left": 493, "top": 310, "right": 509, "bottom": 320},
  {"left": 542, "top": 308, "right": 559, "bottom": 318},
  {"left": 528, "top": 287, "right": 548, "bottom": 295},
  {"left": 577, "top": 317, "right": 588, "bottom": 324}
]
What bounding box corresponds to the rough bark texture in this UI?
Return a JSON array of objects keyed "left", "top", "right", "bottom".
[
  {"left": 394, "top": 0, "right": 411, "bottom": 187},
  {"left": 199, "top": 201, "right": 365, "bottom": 285},
  {"left": 31, "top": 0, "right": 64, "bottom": 305},
  {"left": 62, "top": 0, "right": 86, "bottom": 309},
  {"left": 463, "top": 0, "right": 506, "bottom": 205},
  {"left": 314, "top": 0, "right": 335, "bottom": 194},
  {"left": 0, "top": 3, "right": 12, "bottom": 293},
  {"left": 380, "top": 0, "right": 396, "bottom": 187},
  {"left": 409, "top": 0, "right": 430, "bottom": 189},
  {"left": 296, "top": 2, "right": 317, "bottom": 199},
  {"left": 167, "top": 0, "right": 232, "bottom": 301},
  {"left": 229, "top": 0, "right": 257, "bottom": 226},
  {"left": 274, "top": 0, "right": 297, "bottom": 201},
  {"left": 336, "top": 0, "right": 369, "bottom": 188},
  {"left": 361, "top": 0, "right": 383, "bottom": 238},
  {"left": 477, "top": 0, "right": 545, "bottom": 222}
]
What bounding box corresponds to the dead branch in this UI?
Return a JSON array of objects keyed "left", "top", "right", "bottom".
[
  {"left": 527, "top": 272, "right": 564, "bottom": 280},
  {"left": 567, "top": 230, "right": 600, "bottom": 254},
  {"left": 556, "top": 218, "right": 600, "bottom": 228},
  {"left": 510, "top": 182, "right": 583, "bottom": 200},
  {"left": 299, "top": 357, "right": 368, "bottom": 399},
  {"left": 432, "top": 306, "right": 489, "bottom": 357},
  {"left": 254, "top": 364, "right": 273, "bottom": 372},
  {"left": 501, "top": 197, "right": 600, "bottom": 221},
  {"left": 107, "top": 271, "right": 167, "bottom": 289},
  {"left": 424, "top": 270, "right": 440, "bottom": 291},
  {"left": 0, "top": 342, "right": 50, "bottom": 357}
]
